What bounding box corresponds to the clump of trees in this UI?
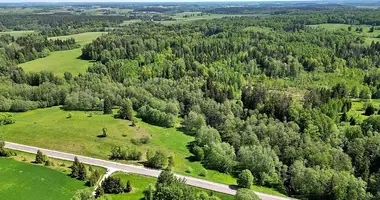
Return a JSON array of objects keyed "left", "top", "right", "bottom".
[
  {"left": 0, "top": 135, "right": 15, "bottom": 157},
  {"left": 35, "top": 150, "right": 51, "bottom": 166},
  {"left": 70, "top": 156, "right": 87, "bottom": 181},
  {"left": 145, "top": 150, "right": 168, "bottom": 169},
  {"left": 110, "top": 145, "right": 142, "bottom": 161},
  {"left": 96, "top": 176, "right": 134, "bottom": 197},
  {"left": 143, "top": 169, "right": 223, "bottom": 200}
]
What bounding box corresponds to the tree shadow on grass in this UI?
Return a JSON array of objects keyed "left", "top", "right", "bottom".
[{"left": 176, "top": 126, "right": 194, "bottom": 136}]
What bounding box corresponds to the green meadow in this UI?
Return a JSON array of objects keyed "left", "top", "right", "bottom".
[
  {"left": 0, "top": 106, "right": 284, "bottom": 197},
  {"left": 19, "top": 32, "right": 106, "bottom": 76},
  {"left": 107, "top": 172, "right": 234, "bottom": 200},
  {"left": 0, "top": 30, "right": 35, "bottom": 37},
  {"left": 0, "top": 158, "right": 87, "bottom": 200}
]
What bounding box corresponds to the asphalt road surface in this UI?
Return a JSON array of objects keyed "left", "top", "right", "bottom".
[{"left": 5, "top": 141, "right": 291, "bottom": 200}]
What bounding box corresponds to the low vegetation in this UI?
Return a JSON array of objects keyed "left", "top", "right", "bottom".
[{"left": 0, "top": 158, "right": 88, "bottom": 200}]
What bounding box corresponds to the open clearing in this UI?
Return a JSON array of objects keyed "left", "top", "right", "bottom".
[
  {"left": 0, "top": 106, "right": 284, "bottom": 196},
  {"left": 19, "top": 48, "right": 92, "bottom": 76},
  {"left": 310, "top": 23, "right": 380, "bottom": 44},
  {"left": 107, "top": 172, "right": 234, "bottom": 200},
  {"left": 0, "top": 30, "right": 35, "bottom": 37},
  {"left": 0, "top": 158, "right": 87, "bottom": 200},
  {"left": 19, "top": 32, "right": 105, "bottom": 75},
  {"left": 49, "top": 32, "right": 106, "bottom": 46}
]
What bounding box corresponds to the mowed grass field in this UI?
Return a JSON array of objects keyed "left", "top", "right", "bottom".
[
  {"left": 0, "top": 106, "right": 286, "bottom": 196},
  {"left": 0, "top": 158, "right": 87, "bottom": 200},
  {"left": 19, "top": 32, "right": 106, "bottom": 76},
  {"left": 107, "top": 172, "right": 234, "bottom": 200}
]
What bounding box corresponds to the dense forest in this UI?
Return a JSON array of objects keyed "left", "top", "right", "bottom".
[
  {"left": 0, "top": 14, "right": 124, "bottom": 36},
  {"left": 1, "top": 3, "right": 380, "bottom": 200}
]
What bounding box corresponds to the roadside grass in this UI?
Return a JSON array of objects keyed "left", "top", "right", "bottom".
[
  {"left": 1, "top": 106, "right": 285, "bottom": 197},
  {"left": 0, "top": 158, "right": 88, "bottom": 200},
  {"left": 7, "top": 150, "right": 106, "bottom": 176},
  {"left": 19, "top": 32, "right": 105, "bottom": 75},
  {"left": 107, "top": 172, "right": 235, "bottom": 200},
  {"left": 0, "top": 30, "right": 35, "bottom": 37}
]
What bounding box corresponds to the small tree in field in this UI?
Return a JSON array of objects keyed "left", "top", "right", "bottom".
[
  {"left": 125, "top": 180, "right": 132, "bottom": 193},
  {"left": 35, "top": 150, "right": 45, "bottom": 164},
  {"left": 102, "top": 128, "right": 108, "bottom": 137},
  {"left": 118, "top": 99, "right": 133, "bottom": 120}
]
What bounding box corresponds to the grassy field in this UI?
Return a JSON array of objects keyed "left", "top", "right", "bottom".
[
  {"left": 0, "top": 158, "right": 87, "bottom": 200},
  {"left": 107, "top": 172, "right": 234, "bottom": 200},
  {"left": 49, "top": 32, "right": 106, "bottom": 46},
  {"left": 120, "top": 12, "right": 265, "bottom": 26},
  {"left": 19, "top": 48, "right": 92, "bottom": 76},
  {"left": 0, "top": 106, "right": 285, "bottom": 197},
  {"left": 0, "top": 30, "right": 35, "bottom": 37},
  {"left": 19, "top": 32, "right": 105, "bottom": 75}
]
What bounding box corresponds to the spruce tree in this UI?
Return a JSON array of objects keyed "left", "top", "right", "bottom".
[
  {"left": 78, "top": 163, "right": 87, "bottom": 180},
  {"left": 71, "top": 156, "right": 80, "bottom": 177},
  {"left": 125, "top": 180, "right": 132, "bottom": 193},
  {"left": 35, "top": 150, "right": 45, "bottom": 164}
]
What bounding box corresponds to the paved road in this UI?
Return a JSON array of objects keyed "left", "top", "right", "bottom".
[{"left": 5, "top": 141, "right": 291, "bottom": 200}]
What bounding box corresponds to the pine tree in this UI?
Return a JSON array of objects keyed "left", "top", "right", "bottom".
[
  {"left": 35, "top": 150, "right": 45, "bottom": 164},
  {"left": 78, "top": 163, "right": 87, "bottom": 180},
  {"left": 71, "top": 156, "right": 80, "bottom": 177},
  {"left": 125, "top": 180, "right": 132, "bottom": 193}
]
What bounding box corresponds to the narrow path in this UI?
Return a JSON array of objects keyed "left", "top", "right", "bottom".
[{"left": 5, "top": 141, "right": 291, "bottom": 200}]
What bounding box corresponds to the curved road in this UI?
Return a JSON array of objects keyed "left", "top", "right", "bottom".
[{"left": 5, "top": 141, "right": 291, "bottom": 200}]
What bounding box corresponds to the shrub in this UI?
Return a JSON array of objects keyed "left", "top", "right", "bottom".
[
  {"left": 102, "top": 176, "right": 124, "bottom": 194},
  {"left": 235, "top": 189, "right": 260, "bottom": 200},
  {"left": 199, "top": 169, "right": 207, "bottom": 177},
  {"left": 186, "top": 166, "right": 193, "bottom": 173},
  {"left": 131, "top": 135, "right": 151, "bottom": 145},
  {"left": 110, "top": 146, "right": 142, "bottom": 161},
  {"left": 0, "top": 113, "right": 15, "bottom": 125},
  {"left": 237, "top": 169, "right": 254, "bottom": 189},
  {"left": 364, "top": 103, "right": 375, "bottom": 116},
  {"left": 193, "top": 146, "right": 205, "bottom": 161},
  {"left": 146, "top": 150, "right": 168, "bottom": 169}
]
